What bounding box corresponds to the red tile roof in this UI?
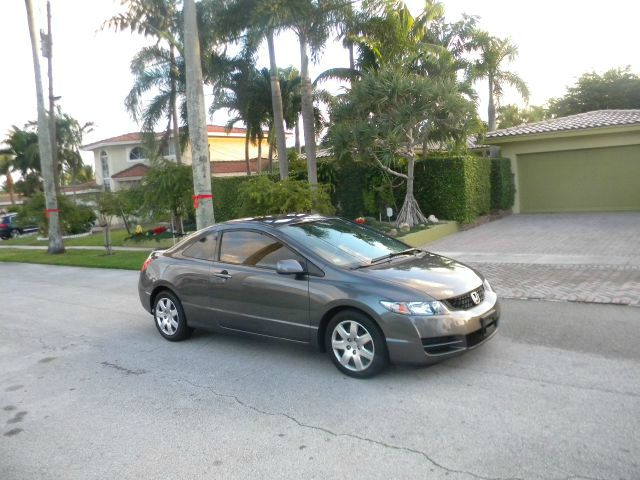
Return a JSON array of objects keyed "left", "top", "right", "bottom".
[
  {"left": 211, "top": 160, "right": 258, "bottom": 175},
  {"left": 111, "top": 163, "right": 150, "bottom": 179},
  {"left": 82, "top": 125, "right": 250, "bottom": 150}
]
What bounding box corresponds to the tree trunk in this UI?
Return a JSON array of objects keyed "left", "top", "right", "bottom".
[
  {"left": 5, "top": 173, "right": 16, "bottom": 205},
  {"left": 266, "top": 30, "right": 288, "bottom": 180},
  {"left": 25, "top": 0, "right": 64, "bottom": 254},
  {"left": 488, "top": 77, "right": 496, "bottom": 132},
  {"left": 183, "top": 0, "right": 214, "bottom": 228},
  {"left": 298, "top": 32, "right": 317, "bottom": 188},
  {"left": 268, "top": 141, "right": 274, "bottom": 172},
  {"left": 396, "top": 157, "right": 428, "bottom": 228},
  {"left": 244, "top": 130, "right": 251, "bottom": 176},
  {"left": 45, "top": 0, "right": 59, "bottom": 195},
  {"left": 104, "top": 221, "right": 112, "bottom": 256},
  {"left": 294, "top": 120, "right": 301, "bottom": 155},
  {"left": 170, "top": 45, "right": 182, "bottom": 164},
  {"left": 347, "top": 41, "right": 355, "bottom": 70},
  {"left": 257, "top": 136, "right": 262, "bottom": 174}
]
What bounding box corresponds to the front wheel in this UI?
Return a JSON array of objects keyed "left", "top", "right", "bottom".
[
  {"left": 325, "top": 310, "right": 388, "bottom": 378},
  {"left": 10, "top": 229, "right": 21, "bottom": 239},
  {"left": 153, "top": 291, "right": 193, "bottom": 341}
]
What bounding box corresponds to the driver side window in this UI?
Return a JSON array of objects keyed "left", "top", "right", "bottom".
[{"left": 219, "top": 230, "right": 302, "bottom": 269}]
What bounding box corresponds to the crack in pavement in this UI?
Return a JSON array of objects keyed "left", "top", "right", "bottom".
[{"left": 182, "top": 378, "right": 522, "bottom": 480}]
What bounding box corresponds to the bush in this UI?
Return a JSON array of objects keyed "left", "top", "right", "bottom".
[
  {"left": 18, "top": 193, "right": 96, "bottom": 235},
  {"left": 490, "top": 157, "right": 515, "bottom": 210},
  {"left": 211, "top": 175, "right": 254, "bottom": 222},
  {"left": 235, "top": 175, "right": 334, "bottom": 217},
  {"left": 412, "top": 155, "right": 491, "bottom": 224}
]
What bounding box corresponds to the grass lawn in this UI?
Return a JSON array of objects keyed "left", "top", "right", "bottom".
[
  {"left": 0, "top": 248, "right": 150, "bottom": 270},
  {"left": 1, "top": 229, "right": 177, "bottom": 249}
]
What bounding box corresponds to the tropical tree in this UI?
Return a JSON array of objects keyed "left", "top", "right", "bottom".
[
  {"left": 0, "top": 154, "right": 16, "bottom": 205},
  {"left": 548, "top": 67, "right": 640, "bottom": 116},
  {"left": 24, "top": 0, "right": 64, "bottom": 253},
  {"left": 470, "top": 31, "right": 529, "bottom": 131},
  {"left": 104, "top": 0, "right": 184, "bottom": 162},
  {"left": 328, "top": 66, "right": 477, "bottom": 227},
  {"left": 211, "top": 57, "right": 271, "bottom": 175},
  {"left": 183, "top": 0, "right": 215, "bottom": 229},
  {"left": 209, "top": 0, "right": 295, "bottom": 179}
]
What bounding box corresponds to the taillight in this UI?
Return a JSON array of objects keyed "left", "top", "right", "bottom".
[
  {"left": 141, "top": 257, "right": 153, "bottom": 272},
  {"left": 0, "top": 224, "right": 7, "bottom": 229}
]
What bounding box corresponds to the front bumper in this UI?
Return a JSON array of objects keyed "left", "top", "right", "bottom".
[{"left": 384, "top": 291, "right": 500, "bottom": 365}]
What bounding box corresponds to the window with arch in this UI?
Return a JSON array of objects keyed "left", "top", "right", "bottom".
[{"left": 129, "top": 146, "right": 145, "bottom": 161}]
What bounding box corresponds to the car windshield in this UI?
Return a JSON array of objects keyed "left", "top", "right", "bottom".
[{"left": 282, "top": 218, "right": 410, "bottom": 268}]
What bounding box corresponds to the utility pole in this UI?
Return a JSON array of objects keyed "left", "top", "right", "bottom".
[
  {"left": 41, "top": 0, "right": 59, "bottom": 192},
  {"left": 183, "top": 0, "right": 215, "bottom": 229},
  {"left": 25, "top": 0, "right": 64, "bottom": 254}
]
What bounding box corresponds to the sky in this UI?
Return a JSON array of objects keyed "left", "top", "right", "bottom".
[{"left": 1, "top": 0, "right": 640, "bottom": 165}]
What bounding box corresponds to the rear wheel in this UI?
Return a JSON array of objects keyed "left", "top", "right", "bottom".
[
  {"left": 325, "top": 310, "right": 388, "bottom": 378},
  {"left": 153, "top": 291, "right": 193, "bottom": 341}
]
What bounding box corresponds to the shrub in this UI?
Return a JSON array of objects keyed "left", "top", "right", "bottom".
[
  {"left": 18, "top": 193, "right": 96, "bottom": 235},
  {"left": 235, "top": 175, "right": 334, "bottom": 217},
  {"left": 211, "top": 175, "right": 254, "bottom": 222},
  {"left": 490, "top": 157, "right": 515, "bottom": 210},
  {"left": 412, "top": 155, "right": 491, "bottom": 224}
]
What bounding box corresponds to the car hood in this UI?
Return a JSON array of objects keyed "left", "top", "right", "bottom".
[{"left": 360, "top": 252, "right": 482, "bottom": 300}]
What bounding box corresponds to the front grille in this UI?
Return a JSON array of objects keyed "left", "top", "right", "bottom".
[{"left": 445, "top": 285, "right": 485, "bottom": 310}]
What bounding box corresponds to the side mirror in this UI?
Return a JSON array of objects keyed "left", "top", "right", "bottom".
[{"left": 276, "top": 259, "right": 305, "bottom": 275}]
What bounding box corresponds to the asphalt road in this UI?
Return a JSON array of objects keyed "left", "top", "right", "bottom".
[{"left": 1, "top": 263, "right": 638, "bottom": 480}]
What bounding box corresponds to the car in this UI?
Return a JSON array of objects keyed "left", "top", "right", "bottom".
[
  {"left": 0, "top": 212, "right": 38, "bottom": 240},
  {"left": 138, "top": 214, "right": 499, "bottom": 378}
]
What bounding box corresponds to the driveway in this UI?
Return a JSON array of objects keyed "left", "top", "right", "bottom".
[
  {"left": 427, "top": 213, "right": 640, "bottom": 306},
  {"left": 1, "top": 263, "right": 639, "bottom": 479}
]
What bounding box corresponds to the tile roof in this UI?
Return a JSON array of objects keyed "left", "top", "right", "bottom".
[
  {"left": 487, "top": 110, "right": 640, "bottom": 139},
  {"left": 60, "top": 181, "right": 100, "bottom": 192},
  {"left": 82, "top": 125, "right": 250, "bottom": 150},
  {"left": 111, "top": 163, "right": 150, "bottom": 179}
]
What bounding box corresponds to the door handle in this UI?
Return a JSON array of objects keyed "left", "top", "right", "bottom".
[{"left": 213, "top": 269, "right": 232, "bottom": 279}]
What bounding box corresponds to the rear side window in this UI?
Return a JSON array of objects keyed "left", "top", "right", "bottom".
[
  {"left": 219, "top": 230, "right": 302, "bottom": 269},
  {"left": 182, "top": 233, "right": 217, "bottom": 261}
]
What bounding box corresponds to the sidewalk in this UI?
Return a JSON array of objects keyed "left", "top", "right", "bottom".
[{"left": 0, "top": 245, "right": 155, "bottom": 252}]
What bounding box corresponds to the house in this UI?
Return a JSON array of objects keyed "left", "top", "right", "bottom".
[
  {"left": 81, "top": 125, "right": 271, "bottom": 191},
  {"left": 487, "top": 110, "right": 640, "bottom": 213}
]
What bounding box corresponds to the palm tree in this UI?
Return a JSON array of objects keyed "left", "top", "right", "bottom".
[
  {"left": 0, "top": 154, "right": 16, "bottom": 205},
  {"left": 287, "top": 0, "right": 351, "bottom": 189},
  {"left": 470, "top": 31, "right": 529, "bottom": 132},
  {"left": 24, "top": 0, "right": 64, "bottom": 253},
  {"left": 210, "top": 0, "right": 294, "bottom": 179},
  {"left": 104, "top": 0, "right": 183, "bottom": 162}
]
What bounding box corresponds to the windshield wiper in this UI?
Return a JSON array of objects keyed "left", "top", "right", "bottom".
[{"left": 368, "top": 248, "right": 423, "bottom": 265}]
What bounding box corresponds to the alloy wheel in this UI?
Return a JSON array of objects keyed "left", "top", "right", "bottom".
[
  {"left": 155, "top": 297, "right": 179, "bottom": 336},
  {"left": 331, "top": 320, "right": 375, "bottom": 372}
]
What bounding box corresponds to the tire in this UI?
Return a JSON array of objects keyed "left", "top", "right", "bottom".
[
  {"left": 10, "top": 229, "right": 21, "bottom": 239},
  {"left": 325, "top": 310, "right": 388, "bottom": 378},
  {"left": 153, "top": 291, "right": 193, "bottom": 341}
]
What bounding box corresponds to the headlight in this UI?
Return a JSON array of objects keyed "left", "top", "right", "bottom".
[
  {"left": 483, "top": 278, "right": 493, "bottom": 292},
  {"left": 380, "top": 300, "right": 449, "bottom": 316}
]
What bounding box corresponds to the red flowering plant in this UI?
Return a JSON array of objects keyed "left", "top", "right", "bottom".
[{"left": 354, "top": 217, "right": 366, "bottom": 224}]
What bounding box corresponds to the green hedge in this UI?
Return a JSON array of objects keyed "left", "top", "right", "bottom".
[
  {"left": 412, "top": 156, "right": 491, "bottom": 224},
  {"left": 490, "top": 157, "right": 515, "bottom": 210},
  {"left": 330, "top": 155, "right": 491, "bottom": 223},
  {"left": 212, "top": 176, "right": 254, "bottom": 222}
]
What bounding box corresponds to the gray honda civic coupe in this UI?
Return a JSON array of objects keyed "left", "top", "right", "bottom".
[{"left": 138, "top": 214, "right": 499, "bottom": 378}]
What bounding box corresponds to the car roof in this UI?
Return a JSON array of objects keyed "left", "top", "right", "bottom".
[{"left": 221, "top": 213, "right": 333, "bottom": 229}]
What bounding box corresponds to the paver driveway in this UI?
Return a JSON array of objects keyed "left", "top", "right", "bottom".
[{"left": 426, "top": 213, "right": 640, "bottom": 306}]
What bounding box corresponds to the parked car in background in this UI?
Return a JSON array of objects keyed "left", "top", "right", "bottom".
[
  {"left": 138, "top": 214, "right": 500, "bottom": 378},
  {"left": 0, "top": 213, "right": 38, "bottom": 240}
]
